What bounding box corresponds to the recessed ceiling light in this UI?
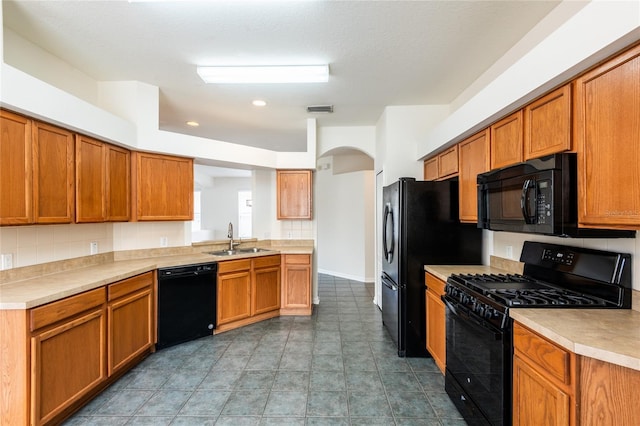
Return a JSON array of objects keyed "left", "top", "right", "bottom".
[
  {"left": 186, "top": 121, "right": 199, "bottom": 127},
  {"left": 196, "top": 65, "right": 329, "bottom": 84},
  {"left": 252, "top": 100, "right": 267, "bottom": 107}
]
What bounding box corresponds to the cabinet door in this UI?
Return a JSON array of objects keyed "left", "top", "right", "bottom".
[
  {"left": 574, "top": 44, "right": 640, "bottom": 229},
  {"left": 423, "top": 157, "right": 438, "bottom": 181},
  {"left": 132, "top": 152, "right": 193, "bottom": 221},
  {"left": 75, "top": 135, "right": 106, "bottom": 223},
  {"left": 32, "top": 121, "right": 75, "bottom": 223},
  {"left": 438, "top": 145, "right": 459, "bottom": 179},
  {"left": 253, "top": 265, "right": 281, "bottom": 315},
  {"left": 513, "top": 355, "right": 570, "bottom": 426},
  {"left": 277, "top": 170, "right": 312, "bottom": 219},
  {"left": 107, "top": 273, "right": 154, "bottom": 376},
  {"left": 425, "top": 289, "right": 446, "bottom": 374},
  {"left": 0, "top": 110, "right": 33, "bottom": 225},
  {"left": 458, "top": 129, "right": 490, "bottom": 223},
  {"left": 252, "top": 255, "right": 281, "bottom": 315},
  {"left": 490, "top": 110, "right": 523, "bottom": 169},
  {"left": 105, "top": 144, "right": 130, "bottom": 221},
  {"left": 524, "top": 84, "right": 572, "bottom": 160},
  {"left": 217, "top": 271, "right": 252, "bottom": 325},
  {"left": 31, "top": 307, "right": 106, "bottom": 425},
  {"left": 281, "top": 255, "right": 311, "bottom": 314}
]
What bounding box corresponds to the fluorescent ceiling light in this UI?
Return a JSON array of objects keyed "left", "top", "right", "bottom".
[
  {"left": 197, "top": 65, "right": 329, "bottom": 84},
  {"left": 252, "top": 100, "right": 267, "bottom": 107}
]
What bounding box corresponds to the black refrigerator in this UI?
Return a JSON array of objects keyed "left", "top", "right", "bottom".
[{"left": 381, "top": 177, "right": 482, "bottom": 357}]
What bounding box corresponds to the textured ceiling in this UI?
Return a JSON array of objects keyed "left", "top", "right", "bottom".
[{"left": 3, "top": 0, "right": 561, "bottom": 152}]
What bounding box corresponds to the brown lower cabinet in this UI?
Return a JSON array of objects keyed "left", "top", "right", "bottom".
[
  {"left": 107, "top": 272, "right": 155, "bottom": 376},
  {"left": 216, "top": 255, "right": 282, "bottom": 332},
  {"left": 30, "top": 290, "right": 107, "bottom": 426},
  {"left": 513, "top": 321, "right": 640, "bottom": 426},
  {"left": 424, "top": 272, "right": 446, "bottom": 374},
  {"left": 513, "top": 322, "right": 577, "bottom": 426},
  {"left": 0, "top": 272, "right": 155, "bottom": 426},
  {"left": 280, "top": 254, "right": 312, "bottom": 315}
]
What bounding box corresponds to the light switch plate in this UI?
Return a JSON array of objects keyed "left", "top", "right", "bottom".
[
  {"left": 160, "top": 237, "right": 168, "bottom": 247},
  {"left": 90, "top": 242, "right": 98, "bottom": 255}
]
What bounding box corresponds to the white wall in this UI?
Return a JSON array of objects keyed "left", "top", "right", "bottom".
[
  {"left": 419, "top": 1, "right": 640, "bottom": 157},
  {"left": 376, "top": 105, "right": 449, "bottom": 185},
  {"left": 316, "top": 126, "right": 376, "bottom": 282},
  {"left": 316, "top": 158, "right": 375, "bottom": 282}
]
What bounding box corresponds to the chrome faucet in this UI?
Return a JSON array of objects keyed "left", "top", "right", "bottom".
[{"left": 227, "top": 222, "right": 239, "bottom": 251}]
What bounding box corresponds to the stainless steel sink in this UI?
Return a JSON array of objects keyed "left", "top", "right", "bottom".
[
  {"left": 204, "top": 250, "right": 238, "bottom": 256},
  {"left": 205, "top": 247, "right": 270, "bottom": 256},
  {"left": 238, "top": 247, "right": 269, "bottom": 253}
]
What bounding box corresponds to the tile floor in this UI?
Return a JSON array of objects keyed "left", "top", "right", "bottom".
[{"left": 64, "top": 273, "right": 466, "bottom": 425}]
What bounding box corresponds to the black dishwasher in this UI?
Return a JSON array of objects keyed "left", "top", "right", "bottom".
[{"left": 157, "top": 262, "right": 217, "bottom": 349}]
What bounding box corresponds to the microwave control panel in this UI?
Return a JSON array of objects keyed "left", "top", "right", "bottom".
[{"left": 536, "top": 179, "right": 552, "bottom": 224}]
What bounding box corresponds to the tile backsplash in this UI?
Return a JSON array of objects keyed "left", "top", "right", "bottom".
[{"left": 0, "top": 221, "right": 187, "bottom": 269}]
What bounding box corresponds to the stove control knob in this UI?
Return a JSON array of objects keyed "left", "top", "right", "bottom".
[
  {"left": 476, "top": 305, "right": 485, "bottom": 317},
  {"left": 484, "top": 307, "right": 494, "bottom": 319}
]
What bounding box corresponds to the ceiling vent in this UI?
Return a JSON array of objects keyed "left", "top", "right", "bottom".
[{"left": 307, "top": 105, "right": 333, "bottom": 113}]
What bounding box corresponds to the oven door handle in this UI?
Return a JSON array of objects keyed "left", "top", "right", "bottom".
[{"left": 443, "top": 297, "right": 503, "bottom": 341}]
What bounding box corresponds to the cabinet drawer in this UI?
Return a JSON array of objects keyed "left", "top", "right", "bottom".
[
  {"left": 425, "top": 272, "right": 446, "bottom": 296},
  {"left": 513, "top": 322, "right": 571, "bottom": 385},
  {"left": 108, "top": 272, "right": 154, "bottom": 301},
  {"left": 218, "top": 259, "right": 252, "bottom": 274},
  {"left": 254, "top": 254, "right": 281, "bottom": 269},
  {"left": 283, "top": 254, "right": 310, "bottom": 265},
  {"left": 30, "top": 288, "right": 106, "bottom": 332}
]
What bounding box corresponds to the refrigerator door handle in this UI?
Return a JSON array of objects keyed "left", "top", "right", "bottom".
[{"left": 383, "top": 202, "right": 394, "bottom": 262}]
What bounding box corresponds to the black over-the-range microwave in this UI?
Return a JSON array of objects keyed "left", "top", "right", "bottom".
[{"left": 477, "top": 153, "right": 635, "bottom": 238}]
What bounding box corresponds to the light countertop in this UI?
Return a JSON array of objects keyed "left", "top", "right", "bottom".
[
  {"left": 0, "top": 245, "right": 313, "bottom": 310},
  {"left": 424, "top": 263, "right": 640, "bottom": 372}
]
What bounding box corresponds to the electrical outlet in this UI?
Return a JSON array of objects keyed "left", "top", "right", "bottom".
[
  {"left": 90, "top": 241, "right": 98, "bottom": 255},
  {"left": 160, "top": 237, "right": 168, "bottom": 247},
  {"left": 287, "top": 231, "right": 293, "bottom": 239},
  {"left": 505, "top": 245, "right": 513, "bottom": 259},
  {"left": 1, "top": 253, "right": 13, "bottom": 270}
]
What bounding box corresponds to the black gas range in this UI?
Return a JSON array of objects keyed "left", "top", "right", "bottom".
[{"left": 443, "top": 241, "right": 632, "bottom": 426}]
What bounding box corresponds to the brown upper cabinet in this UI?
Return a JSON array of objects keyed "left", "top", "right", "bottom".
[
  {"left": 574, "top": 43, "right": 640, "bottom": 229},
  {"left": 131, "top": 151, "right": 194, "bottom": 221},
  {"left": 423, "top": 145, "right": 459, "bottom": 181},
  {"left": 75, "top": 135, "right": 131, "bottom": 223},
  {"left": 523, "top": 84, "right": 572, "bottom": 160},
  {"left": 75, "top": 135, "right": 106, "bottom": 222},
  {"left": 423, "top": 157, "right": 439, "bottom": 181},
  {"left": 490, "top": 110, "right": 523, "bottom": 169},
  {"left": 458, "top": 129, "right": 490, "bottom": 223},
  {"left": 32, "top": 121, "right": 75, "bottom": 224},
  {"left": 277, "top": 169, "right": 313, "bottom": 220},
  {"left": 0, "top": 110, "right": 33, "bottom": 225},
  {"left": 105, "top": 144, "right": 131, "bottom": 222}
]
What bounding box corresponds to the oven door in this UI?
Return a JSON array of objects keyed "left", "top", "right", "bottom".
[{"left": 443, "top": 297, "right": 511, "bottom": 426}]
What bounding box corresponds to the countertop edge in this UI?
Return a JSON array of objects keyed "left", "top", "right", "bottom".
[{"left": 0, "top": 248, "right": 313, "bottom": 310}]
